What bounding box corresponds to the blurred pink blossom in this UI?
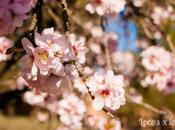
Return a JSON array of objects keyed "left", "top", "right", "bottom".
[
  {"left": 141, "top": 46, "right": 171, "bottom": 72},
  {"left": 85, "top": 0, "right": 126, "bottom": 16},
  {"left": 0, "top": 0, "right": 32, "bottom": 36},
  {"left": 69, "top": 34, "right": 87, "bottom": 64},
  {"left": 0, "top": 36, "right": 13, "bottom": 62},
  {"left": 57, "top": 93, "right": 87, "bottom": 130}
]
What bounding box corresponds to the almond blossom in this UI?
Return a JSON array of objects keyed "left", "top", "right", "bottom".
[
  {"left": 69, "top": 34, "right": 87, "bottom": 64},
  {"left": 20, "top": 28, "right": 73, "bottom": 95},
  {"left": 87, "top": 70, "right": 125, "bottom": 110},
  {"left": 0, "top": 36, "right": 13, "bottom": 62},
  {"left": 151, "top": 6, "right": 174, "bottom": 25},
  {"left": 57, "top": 93, "right": 87, "bottom": 130},
  {"left": 141, "top": 46, "right": 175, "bottom": 93},
  {"left": 141, "top": 46, "right": 171, "bottom": 72},
  {"left": 23, "top": 91, "right": 47, "bottom": 105},
  {"left": 85, "top": 0, "right": 126, "bottom": 16},
  {"left": 0, "top": 0, "right": 32, "bottom": 36},
  {"left": 73, "top": 78, "right": 88, "bottom": 94}
]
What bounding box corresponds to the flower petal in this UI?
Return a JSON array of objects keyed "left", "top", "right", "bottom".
[
  {"left": 22, "top": 38, "right": 34, "bottom": 55},
  {"left": 93, "top": 96, "right": 104, "bottom": 110}
]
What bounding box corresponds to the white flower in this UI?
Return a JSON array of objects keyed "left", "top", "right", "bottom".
[
  {"left": 57, "top": 93, "right": 86, "bottom": 130},
  {"left": 141, "top": 50, "right": 175, "bottom": 93},
  {"left": 23, "top": 91, "right": 47, "bottom": 105},
  {"left": 73, "top": 78, "right": 88, "bottom": 94},
  {"left": 0, "top": 36, "right": 13, "bottom": 62},
  {"left": 151, "top": 6, "right": 173, "bottom": 25},
  {"left": 87, "top": 70, "right": 125, "bottom": 110},
  {"left": 85, "top": 0, "right": 126, "bottom": 16},
  {"left": 85, "top": 0, "right": 105, "bottom": 16},
  {"left": 69, "top": 34, "right": 87, "bottom": 64},
  {"left": 141, "top": 46, "right": 171, "bottom": 72}
]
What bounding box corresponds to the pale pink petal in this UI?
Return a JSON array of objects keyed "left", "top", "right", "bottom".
[
  {"left": 93, "top": 96, "right": 104, "bottom": 110},
  {"left": 31, "top": 62, "right": 38, "bottom": 80},
  {"left": 22, "top": 38, "right": 34, "bottom": 55}
]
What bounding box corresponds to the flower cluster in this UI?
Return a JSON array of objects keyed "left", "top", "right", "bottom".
[
  {"left": 151, "top": 6, "right": 175, "bottom": 25},
  {"left": 0, "top": 0, "right": 32, "bottom": 36},
  {"left": 141, "top": 46, "right": 175, "bottom": 93},
  {"left": 85, "top": 0, "right": 126, "bottom": 16},
  {"left": 87, "top": 70, "right": 125, "bottom": 110},
  {"left": 57, "top": 93, "right": 87, "bottom": 130},
  {"left": 69, "top": 34, "right": 87, "bottom": 64},
  {"left": 141, "top": 46, "right": 171, "bottom": 72},
  {"left": 20, "top": 28, "right": 87, "bottom": 95},
  {"left": 0, "top": 36, "right": 13, "bottom": 62}
]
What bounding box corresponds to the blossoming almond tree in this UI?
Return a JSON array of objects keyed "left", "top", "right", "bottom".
[{"left": 1, "top": 0, "right": 175, "bottom": 130}]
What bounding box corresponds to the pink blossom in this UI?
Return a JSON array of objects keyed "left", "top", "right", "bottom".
[
  {"left": 0, "top": 36, "right": 13, "bottom": 62},
  {"left": 23, "top": 91, "right": 47, "bottom": 105},
  {"left": 69, "top": 34, "right": 87, "bottom": 64},
  {"left": 57, "top": 93, "right": 87, "bottom": 130},
  {"left": 20, "top": 54, "right": 69, "bottom": 95},
  {"left": 0, "top": 0, "right": 32, "bottom": 36},
  {"left": 20, "top": 28, "right": 74, "bottom": 95},
  {"left": 21, "top": 28, "right": 72, "bottom": 78},
  {"left": 87, "top": 70, "right": 125, "bottom": 110},
  {"left": 86, "top": 0, "right": 126, "bottom": 16},
  {"left": 141, "top": 46, "right": 175, "bottom": 94},
  {"left": 73, "top": 78, "right": 88, "bottom": 94},
  {"left": 85, "top": 0, "right": 105, "bottom": 16},
  {"left": 141, "top": 46, "right": 171, "bottom": 72},
  {"left": 151, "top": 6, "right": 174, "bottom": 25},
  {"left": 35, "top": 28, "right": 73, "bottom": 62}
]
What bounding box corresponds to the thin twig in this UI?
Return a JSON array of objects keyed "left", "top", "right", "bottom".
[
  {"left": 126, "top": 93, "right": 166, "bottom": 115},
  {"left": 60, "top": 0, "right": 70, "bottom": 34},
  {"left": 166, "top": 35, "right": 175, "bottom": 52}
]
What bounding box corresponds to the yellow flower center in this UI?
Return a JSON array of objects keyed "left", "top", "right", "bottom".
[{"left": 38, "top": 50, "right": 49, "bottom": 63}]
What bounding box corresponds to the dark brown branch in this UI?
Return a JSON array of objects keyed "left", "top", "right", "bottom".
[{"left": 60, "top": 0, "right": 70, "bottom": 33}]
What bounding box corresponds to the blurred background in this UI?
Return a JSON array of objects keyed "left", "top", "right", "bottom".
[{"left": 1, "top": 0, "right": 175, "bottom": 130}]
